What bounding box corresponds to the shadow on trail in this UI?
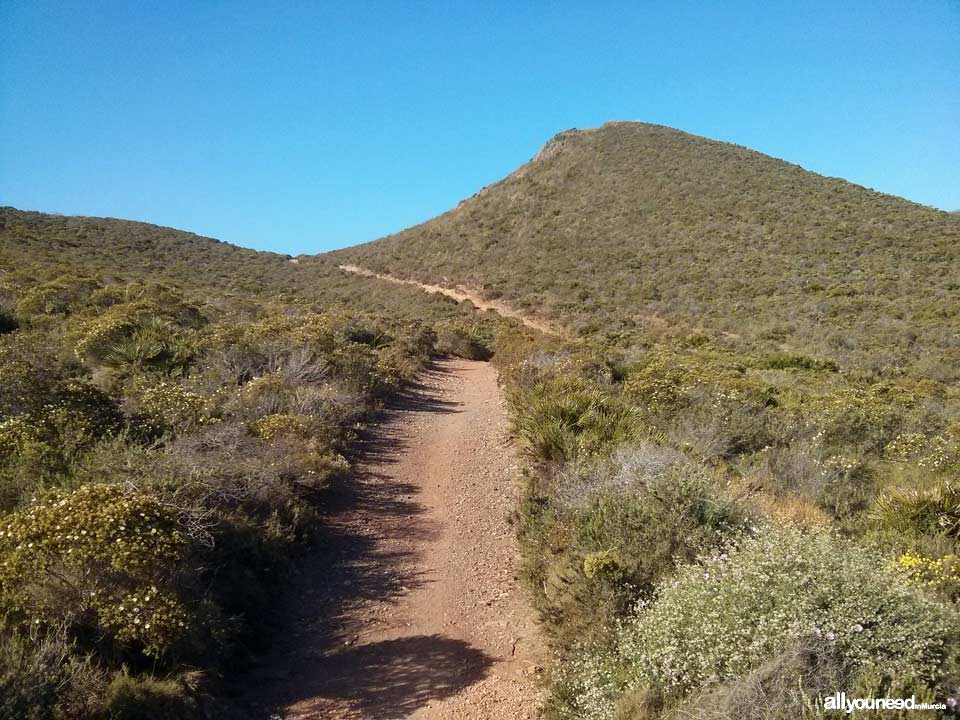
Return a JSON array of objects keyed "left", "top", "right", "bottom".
[
  {"left": 296, "top": 635, "right": 490, "bottom": 719},
  {"left": 238, "top": 360, "right": 493, "bottom": 718}
]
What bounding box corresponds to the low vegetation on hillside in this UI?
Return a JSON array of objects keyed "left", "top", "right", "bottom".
[
  {"left": 333, "top": 123, "right": 960, "bottom": 715},
  {"left": 5, "top": 118, "right": 960, "bottom": 718},
  {"left": 337, "top": 122, "right": 960, "bottom": 381},
  {"left": 0, "top": 246, "right": 510, "bottom": 717},
  {"left": 500, "top": 334, "right": 959, "bottom": 718}
]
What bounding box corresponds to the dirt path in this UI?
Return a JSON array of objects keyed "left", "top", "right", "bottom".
[
  {"left": 243, "top": 359, "right": 544, "bottom": 719},
  {"left": 338, "top": 264, "right": 560, "bottom": 337}
]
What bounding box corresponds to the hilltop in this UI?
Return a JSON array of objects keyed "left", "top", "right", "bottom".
[{"left": 335, "top": 122, "right": 960, "bottom": 378}]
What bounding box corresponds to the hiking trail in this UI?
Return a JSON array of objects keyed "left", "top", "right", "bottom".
[
  {"left": 244, "top": 358, "right": 545, "bottom": 719},
  {"left": 338, "top": 264, "right": 560, "bottom": 336}
]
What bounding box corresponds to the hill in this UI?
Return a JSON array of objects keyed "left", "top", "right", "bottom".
[
  {"left": 335, "top": 124, "right": 960, "bottom": 715},
  {"left": 0, "top": 207, "right": 518, "bottom": 717},
  {"left": 0, "top": 206, "right": 486, "bottom": 323},
  {"left": 334, "top": 122, "right": 960, "bottom": 378},
  {"left": 2, "top": 124, "right": 959, "bottom": 719}
]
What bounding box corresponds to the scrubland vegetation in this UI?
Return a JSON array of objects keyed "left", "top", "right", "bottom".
[
  {"left": 499, "top": 335, "right": 960, "bottom": 718},
  {"left": 337, "top": 122, "right": 960, "bottom": 382},
  {"left": 0, "top": 212, "right": 510, "bottom": 718},
  {"left": 4, "top": 119, "right": 960, "bottom": 718},
  {"left": 336, "top": 122, "right": 960, "bottom": 716}
]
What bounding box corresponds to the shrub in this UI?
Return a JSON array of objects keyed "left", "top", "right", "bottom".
[
  {"left": 435, "top": 319, "right": 494, "bottom": 360},
  {"left": 670, "top": 389, "right": 776, "bottom": 460},
  {"left": 0, "top": 334, "right": 68, "bottom": 418},
  {"left": 0, "top": 378, "right": 123, "bottom": 500},
  {"left": 0, "top": 308, "right": 17, "bottom": 335},
  {"left": 0, "top": 624, "right": 104, "bottom": 720},
  {"left": 754, "top": 352, "right": 838, "bottom": 372},
  {"left": 871, "top": 482, "right": 960, "bottom": 539},
  {"left": 324, "top": 342, "right": 381, "bottom": 394},
  {"left": 525, "top": 453, "right": 744, "bottom": 650},
  {"left": 14, "top": 277, "right": 98, "bottom": 317},
  {"left": 816, "top": 455, "right": 876, "bottom": 518},
  {"left": 101, "top": 671, "right": 196, "bottom": 720},
  {"left": 565, "top": 527, "right": 958, "bottom": 718},
  {"left": 135, "top": 380, "right": 217, "bottom": 435},
  {"left": 892, "top": 551, "right": 960, "bottom": 601},
  {"left": 510, "top": 375, "right": 638, "bottom": 463},
  {"left": 0, "top": 484, "right": 192, "bottom": 659},
  {"left": 250, "top": 413, "right": 311, "bottom": 441},
  {"left": 811, "top": 384, "right": 912, "bottom": 453},
  {"left": 105, "top": 318, "right": 197, "bottom": 374}
]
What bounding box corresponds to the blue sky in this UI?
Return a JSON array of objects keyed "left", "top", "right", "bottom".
[{"left": 1, "top": 1, "right": 958, "bottom": 255}]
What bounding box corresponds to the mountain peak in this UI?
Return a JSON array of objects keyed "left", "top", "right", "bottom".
[{"left": 336, "top": 124, "right": 959, "bottom": 371}]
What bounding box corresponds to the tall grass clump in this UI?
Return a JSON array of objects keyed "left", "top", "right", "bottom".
[{"left": 510, "top": 374, "right": 638, "bottom": 463}]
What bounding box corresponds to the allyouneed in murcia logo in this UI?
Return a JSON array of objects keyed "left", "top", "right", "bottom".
[{"left": 823, "top": 692, "right": 953, "bottom": 714}]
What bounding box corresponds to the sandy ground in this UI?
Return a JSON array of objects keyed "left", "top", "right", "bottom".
[
  {"left": 338, "top": 264, "right": 560, "bottom": 337},
  {"left": 242, "top": 359, "right": 544, "bottom": 719}
]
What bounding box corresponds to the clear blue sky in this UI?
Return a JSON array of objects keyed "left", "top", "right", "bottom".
[{"left": 1, "top": 1, "right": 958, "bottom": 255}]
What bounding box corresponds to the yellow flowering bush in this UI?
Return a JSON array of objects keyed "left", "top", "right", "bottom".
[
  {"left": 72, "top": 305, "right": 141, "bottom": 362},
  {"left": 893, "top": 551, "right": 960, "bottom": 600},
  {"left": 0, "top": 415, "right": 41, "bottom": 458},
  {"left": 0, "top": 484, "right": 190, "bottom": 658},
  {"left": 137, "top": 380, "right": 217, "bottom": 434},
  {"left": 251, "top": 413, "right": 311, "bottom": 441},
  {"left": 14, "top": 277, "right": 97, "bottom": 317}
]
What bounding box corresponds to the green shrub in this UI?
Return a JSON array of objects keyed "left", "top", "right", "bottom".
[
  {"left": 754, "top": 352, "right": 838, "bottom": 372},
  {"left": 73, "top": 304, "right": 199, "bottom": 375},
  {"left": 250, "top": 413, "right": 311, "bottom": 441},
  {"left": 435, "top": 319, "right": 494, "bottom": 360},
  {"left": 523, "top": 450, "right": 744, "bottom": 650},
  {"left": 0, "top": 378, "right": 123, "bottom": 500},
  {"left": 871, "top": 482, "right": 960, "bottom": 539},
  {"left": 810, "top": 384, "right": 913, "bottom": 454},
  {"left": 670, "top": 390, "right": 777, "bottom": 460},
  {"left": 135, "top": 380, "right": 217, "bottom": 435},
  {"left": 324, "top": 342, "right": 381, "bottom": 393},
  {"left": 0, "top": 624, "right": 104, "bottom": 720},
  {"left": 510, "top": 375, "right": 638, "bottom": 463},
  {"left": 0, "top": 308, "right": 17, "bottom": 335},
  {"left": 14, "top": 277, "right": 98, "bottom": 317},
  {"left": 816, "top": 455, "right": 876, "bottom": 518},
  {"left": 102, "top": 671, "right": 196, "bottom": 720}
]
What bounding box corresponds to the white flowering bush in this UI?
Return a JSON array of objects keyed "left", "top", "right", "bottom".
[{"left": 564, "top": 526, "right": 958, "bottom": 719}]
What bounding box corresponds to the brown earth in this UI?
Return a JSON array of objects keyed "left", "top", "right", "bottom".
[
  {"left": 242, "top": 358, "right": 545, "bottom": 719},
  {"left": 337, "top": 264, "right": 560, "bottom": 337}
]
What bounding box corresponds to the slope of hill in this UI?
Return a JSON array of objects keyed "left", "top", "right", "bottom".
[
  {"left": 334, "top": 124, "right": 960, "bottom": 717},
  {"left": 2, "top": 121, "right": 959, "bottom": 719},
  {"left": 0, "top": 208, "right": 530, "bottom": 717},
  {"left": 0, "top": 206, "right": 480, "bottom": 324},
  {"left": 335, "top": 122, "right": 960, "bottom": 377}
]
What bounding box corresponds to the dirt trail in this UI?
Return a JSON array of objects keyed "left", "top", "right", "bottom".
[
  {"left": 338, "top": 264, "right": 560, "bottom": 337},
  {"left": 244, "top": 359, "right": 544, "bottom": 719}
]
